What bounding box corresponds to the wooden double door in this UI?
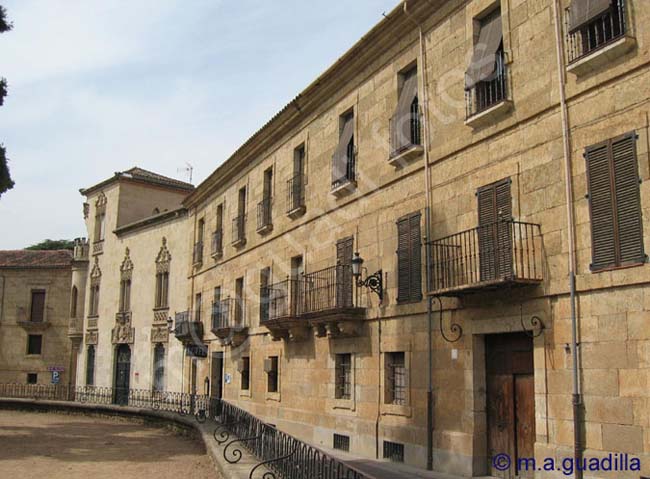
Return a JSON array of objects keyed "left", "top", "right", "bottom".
[{"left": 486, "top": 333, "right": 535, "bottom": 479}]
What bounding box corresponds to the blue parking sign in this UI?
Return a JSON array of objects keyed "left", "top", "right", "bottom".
[{"left": 51, "top": 371, "right": 60, "bottom": 384}]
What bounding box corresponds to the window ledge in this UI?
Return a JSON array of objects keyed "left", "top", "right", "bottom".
[
  {"left": 330, "top": 180, "right": 356, "bottom": 197},
  {"left": 465, "top": 100, "right": 513, "bottom": 129},
  {"left": 265, "top": 391, "right": 281, "bottom": 402},
  {"left": 286, "top": 205, "right": 306, "bottom": 219},
  {"left": 17, "top": 320, "right": 51, "bottom": 332},
  {"left": 211, "top": 251, "right": 223, "bottom": 260},
  {"left": 568, "top": 35, "right": 636, "bottom": 76},
  {"left": 256, "top": 223, "right": 273, "bottom": 235},
  {"left": 239, "top": 389, "right": 251, "bottom": 398},
  {"left": 232, "top": 238, "right": 246, "bottom": 248},
  {"left": 331, "top": 398, "right": 355, "bottom": 411},
  {"left": 381, "top": 404, "right": 412, "bottom": 418},
  {"left": 388, "top": 145, "right": 424, "bottom": 167}
]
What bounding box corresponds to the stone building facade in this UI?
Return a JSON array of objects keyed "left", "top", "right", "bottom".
[
  {"left": 75, "top": 168, "right": 195, "bottom": 396},
  {"left": 0, "top": 250, "right": 74, "bottom": 386},
  {"left": 179, "top": 0, "right": 650, "bottom": 477},
  {"left": 73, "top": 0, "right": 650, "bottom": 477}
]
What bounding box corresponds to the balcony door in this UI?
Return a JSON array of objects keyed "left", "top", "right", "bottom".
[
  {"left": 477, "top": 179, "right": 512, "bottom": 282},
  {"left": 336, "top": 237, "right": 353, "bottom": 308}
]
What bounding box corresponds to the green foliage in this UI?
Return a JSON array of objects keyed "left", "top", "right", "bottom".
[
  {"left": 25, "top": 239, "right": 76, "bottom": 251},
  {"left": 0, "top": 144, "right": 13, "bottom": 198},
  {"left": 0, "top": 6, "right": 12, "bottom": 33},
  {"left": 0, "top": 5, "right": 12, "bottom": 198}
]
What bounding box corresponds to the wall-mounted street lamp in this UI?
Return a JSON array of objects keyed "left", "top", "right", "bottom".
[
  {"left": 351, "top": 252, "right": 383, "bottom": 302},
  {"left": 167, "top": 316, "right": 174, "bottom": 333}
]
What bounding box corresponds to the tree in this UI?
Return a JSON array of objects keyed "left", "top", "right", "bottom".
[
  {"left": 25, "top": 239, "right": 75, "bottom": 251},
  {"left": 0, "top": 5, "right": 13, "bottom": 198}
]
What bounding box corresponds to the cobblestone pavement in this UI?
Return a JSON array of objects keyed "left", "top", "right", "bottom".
[{"left": 0, "top": 410, "right": 220, "bottom": 479}]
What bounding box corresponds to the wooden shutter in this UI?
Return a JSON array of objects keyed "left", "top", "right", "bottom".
[
  {"left": 586, "top": 132, "right": 645, "bottom": 270},
  {"left": 477, "top": 179, "right": 512, "bottom": 281},
  {"left": 336, "top": 236, "right": 354, "bottom": 308},
  {"left": 30, "top": 290, "right": 46, "bottom": 322},
  {"left": 397, "top": 212, "right": 422, "bottom": 302}
]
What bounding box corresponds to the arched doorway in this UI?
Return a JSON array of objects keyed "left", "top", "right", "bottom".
[{"left": 114, "top": 344, "right": 131, "bottom": 405}]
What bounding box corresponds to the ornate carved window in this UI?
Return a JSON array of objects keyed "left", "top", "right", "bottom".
[
  {"left": 88, "top": 257, "right": 102, "bottom": 317},
  {"left": 155, "top": 237, "right": 171, "bottom": 309},
  {"left": 119, "top": 248, "right": 133, "bottom": 313},
  {"left": 93, "top": 192, "right": 107, "bottom": 243}
]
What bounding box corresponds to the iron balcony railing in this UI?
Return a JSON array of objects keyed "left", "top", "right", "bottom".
[
  {"left": 257, "top": 197, "right": 273, "bottom": 232},
  {"left": 302, "top": 264, "right": 355, "bottom": 314},
  {"left": 428, "top": 220, "right": 543, "bottom": 295},
  {"left": 566, "top": 0, "right": 627, "bottom": 63},
  {"left": 211, "top": 297, "right": 245, "bottom": 332},
  {"left": 232, "top": 214, "right": 246, "bottom": 245},
  {"left": 331, "top": 147, "right": 356, "bottom": 190},
  {"left": 389, "top": 104, "right": 422, "bottom": 159},
  {"left": 286, "top": 174, "right": 305, "bottom": 213},
  {"left": 174, "top": 310, "right": 204, "bottom": 344},
  {"left": 211, "top": 229, "right": 223, "bottom": 257},
  {"left": 193, "top": 240, "right": 203, "bottom": 265},
  {"left": 263, "top": 278, "right": 300, "bottom": 322},
  {"left": 465, "top": 48, "right": 508, "bottom": 119}
]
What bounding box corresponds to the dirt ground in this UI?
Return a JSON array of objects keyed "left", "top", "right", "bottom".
[{"left": 0, "top": 410, "right": 221, "bottom": 479}]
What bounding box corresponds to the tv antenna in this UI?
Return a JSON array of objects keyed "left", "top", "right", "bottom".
[{"left": 177, "top": 162, "right": 194, "bottom": 184}]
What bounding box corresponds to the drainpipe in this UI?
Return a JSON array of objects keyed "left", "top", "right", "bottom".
[
  {"left": 551, "top": 1, "right": 582, "bottom": 476},
  {"left": 403, "top": 1, "right": 435, "bottom": 471}
]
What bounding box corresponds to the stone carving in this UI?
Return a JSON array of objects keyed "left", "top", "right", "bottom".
[
  {"left": 150, "top": 325, "right": 169, "bottom": 343},
  {"left": 83, "top": 202, "right": 90, "bottom": 219},
  {"left": 155, "top": 237, "right": 171, "bottom": 273},
  {"left": 112, "top": 312, "right": 135, "bottom": 344},
  {"left": 90, "top": 256, "right": 102, "bottom": 285},
  {"left": 95, "top": 191, "right": 107, "bottom": 209},
  {"left": 120, "top": 247, "right": 134, "bottom": 280},
  {"left": 85, "top": 330, "right": 98, "bottom": 345}
]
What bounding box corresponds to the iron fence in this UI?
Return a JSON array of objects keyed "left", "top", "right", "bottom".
[
  {"left": 286, "top": 174, "right": 305, "bottom": 213},
  {"left": 301, "top": 264, "right": 354, "bottom": 314},
  {"left": 211, "top": 297, "right": 245, "bottom": 332},
  {"left": 428, "top": 220, "right": 543, "bottom": 294},
  {"left": 566, "top": 0, "right": 626, "bottom": 63},
  {"left": 465, "top": 48, "right": 507, "bottom": 118}
]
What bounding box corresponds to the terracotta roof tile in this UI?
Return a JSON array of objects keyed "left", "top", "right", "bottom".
[{"left": 0, "top": 250, "right": 72, "bottom": 269}]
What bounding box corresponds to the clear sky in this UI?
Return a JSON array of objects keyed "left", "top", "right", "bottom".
[{"left": 0, "top": 0, "right": 400, "bottom": 249}]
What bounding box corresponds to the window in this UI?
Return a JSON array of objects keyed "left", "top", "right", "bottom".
[
  {"left": 27, "top": 334, "right": 42, "bottom": 355},
  {"left": 30, "top": 290, "right": 46, "bottom": 322},
  {"left": 396, "top": 213, "right": 422, "bottom": 303},
  {"left": 567, "top": 0, "right": 626, "bottom": 63},
  {"left": 265, "top": 356, "right": 279, "bottom": 393},
  {"left": 86, "top": 345, "right": 95, "bottom": 386},
  {"left": 153, "top": 343, "right": 165, "bottom": 392},
  {"left": 155, "top": 270, "right": 169, "bottom": 308},
  {"left": 385, "top": 352, "right": 407, "bottom": 406},
  {"left": 258, "top": 168, "right": 273, "bottom": 231},
  {"left": 333, "top": 434, "right": 350, "bottom": 452},
  {"left": 194, "top": 219, "right": 205, "bottom": 264},
  {"left": 27, "top": 373, "right": 37, "bottom": 384},
  {"left": 336, "top": 237, "right": 354, "bottom": 308},
  {"left": 465, "top": 9, "right": 506, "bottom": 117},
  {"left": 390, "top": 66, "right": 420, "bottom": 157},
  {"left": 331, "top": 111, "right": 355, "bottom": 190},
  {"left": 70, "top": 286, "right": 78, "bottom": 318},
  {"left": 235, "top": 277, "right": 244, "bottom": 325},
  {"left": 585, "top": 132, "right": 645, "bottom": 271},
  {"left": 288, "top": 145, "right": 306, "bottom": 214},
  {"left": 240, "top": 356, "right": 250, "bottom": 390},
  {"left": 260, "top": 267, "right": 271, "bottom": 323},
  {"left": 89, "top": 283, "right": 100, "bottom": 316},
  {"left": 335, "top": 353, "right": 352, "bottom": 400},
  {"left": 194, "top": 293, "right": 202, "bottom": 323},
  {"left": 233, "top": 187, "right": 247, "bottom": 245},
  {"left": 212, "top": 204, "right": 224, "bottom": 256},
  {"left": 383, "top": 441, "right": 405, "bottom": 463},
  {"left": 119, "top": 277, "right": 131, "bottom": 312},
  {"left": 94, "top": 211, "right": 106, "bottom": 243}
]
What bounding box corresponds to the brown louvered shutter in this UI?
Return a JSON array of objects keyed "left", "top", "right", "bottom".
[
  {"left": 336, "top": 236, "right": 354, "bottom": 308},
  {"left": 586, "top": 132, "right": 645, "bottom": 271},
  {"left": 30, "top": 290, "right": 46, "bottom": 322},
  {"left": 477, "top": 179, "right": 512, "bottom": 281},
  {"left": 612, "top": 133, "right": 644, "bottom": 265},
  {"left": 397, "top": 212, "right": 422, "bottom": 302}
]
